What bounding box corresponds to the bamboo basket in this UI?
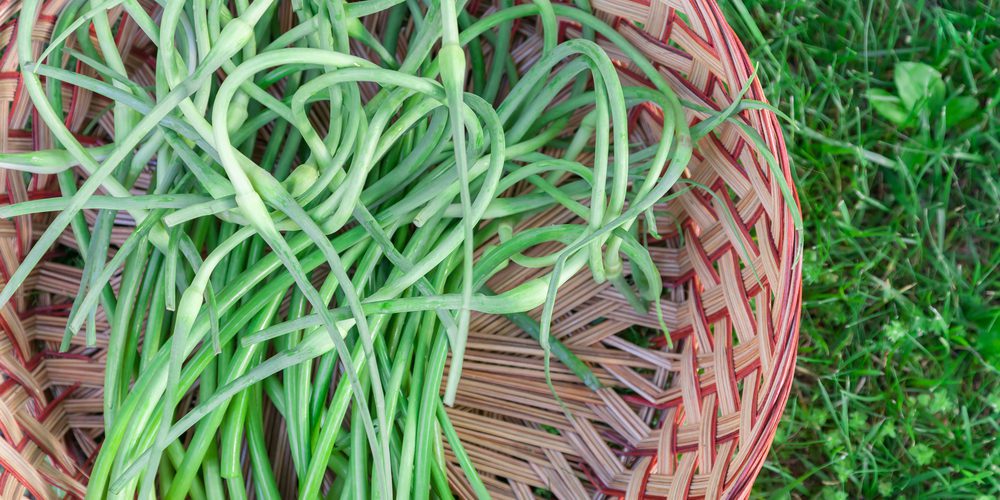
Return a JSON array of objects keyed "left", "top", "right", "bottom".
[{"left": 0, "top": 0, "right": 802, "bottom": 497}]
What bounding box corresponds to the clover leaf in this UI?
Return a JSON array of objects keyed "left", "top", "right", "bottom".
[{"left": 866, "top": 61, "right": 979, "bottom": 129}]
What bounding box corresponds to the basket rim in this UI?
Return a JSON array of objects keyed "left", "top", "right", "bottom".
[{"left": 0, "top": 0, "right": 803, "bottom": 497}]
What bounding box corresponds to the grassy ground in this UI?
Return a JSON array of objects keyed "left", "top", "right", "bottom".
[{"left": 715, "top": 0, "right": 1000, "bottom": 497}]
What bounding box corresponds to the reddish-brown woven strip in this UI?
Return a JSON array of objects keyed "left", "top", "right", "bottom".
[{"left": 0, "top": 0, "right": 801, "bottom": 498}]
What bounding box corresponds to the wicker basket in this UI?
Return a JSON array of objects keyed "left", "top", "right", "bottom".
[{"left": 0, "top": 0, "right": 801, "bottom": 498}]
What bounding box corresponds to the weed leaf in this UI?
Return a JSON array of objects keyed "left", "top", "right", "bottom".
[
  {"left": 867, "top": 89, "right": 910, "bottom": 126},
  {"left": 894, "top": 61, "right": 945, "bottom": 112},
  {"left": 944, "top": 96, "right": 979, "bottom": 127}
]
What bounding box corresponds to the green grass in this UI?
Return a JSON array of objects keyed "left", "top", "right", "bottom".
[{"left": 716, "top": 0, "right": 1000, "bottom": 497}]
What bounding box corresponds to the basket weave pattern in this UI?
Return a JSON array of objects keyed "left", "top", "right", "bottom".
[
  {"left": 442, "top": 1, "right": 802, "bottom": 498},
  {"left": 0, "top": 0, "right": 801, "bottom": 498}
]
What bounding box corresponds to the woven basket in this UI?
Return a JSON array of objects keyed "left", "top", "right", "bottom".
[{"left": 0, "top": 0, "right": 801, "bottom": 498}]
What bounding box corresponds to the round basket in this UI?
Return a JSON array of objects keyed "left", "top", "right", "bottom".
[{"left": 0, "top": 0, "right": 802, "bottom": 498}]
